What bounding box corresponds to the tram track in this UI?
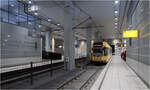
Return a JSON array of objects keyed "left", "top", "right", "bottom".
[
  {"left": 1, "top": 58, "right": 106, "bottom": 89},
  {"left": 57, "top": 63, "right": 105, "bottom": 90}
]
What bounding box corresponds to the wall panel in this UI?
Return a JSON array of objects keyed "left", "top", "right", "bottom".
[
  {"left": 1, "top": 22, "right": 41, "bottom": 66},
  {"left": 126, "top": 0, "right": 150, "bottom": 88}
]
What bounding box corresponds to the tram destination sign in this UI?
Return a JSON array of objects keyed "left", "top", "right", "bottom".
[{"left": 123, "top": 30, "right": 138, "bottom": 38}]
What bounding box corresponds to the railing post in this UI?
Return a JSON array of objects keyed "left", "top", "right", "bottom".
[
  {"left": 83, "top": 57, "right": 88, "bottom": 69},
  {"left": 50, "top": 59, "right": 53, "bottom": 77},
  {"left": 30, "top": 61, "right": 33, "bottom": 85}
]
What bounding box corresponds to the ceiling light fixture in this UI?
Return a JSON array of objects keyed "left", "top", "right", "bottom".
[
  {"left": 28, "top": 0, "right": 32, "bottom": 4},
  {"left": 48, "top": 18, "right": 52, "bottom": 22},
  {"left": 38, "top": 25, "right": 41, "bottom": 28},
  {"left": 4, "top": 39, "right": 8, "bottom": 42},
  {"left": 34, "top": 12, "right": 38, "bottom": 15},
  {"left": 58, "top": 45, "right": 62, "bottom": 48},
  {"left": 10, "top": 4, "right": 14, "bottom": 7},
  {"left": 115, "top": 23, "right": 118, "bottom": 25},
  {"left": 28, "top": 22, "right": 31, "bottom": 24},
  {"left": 29, "top": 5, "right": 39, "bottom": 12},
  {"left": 8, "top": 35, "right": 11, "bottom": 38},
  {"left": 114, "top": 11, "right": 118, "bottom": 14},
  {"left": 57, "top": 23, "right": 60, "bottom": 26},
  {"left": 115, "top": 18, "right": 118, "bottom": 21},
  {"left": 15, "top": 10, "right": 18, "bottom": 13},
  {"left": 114, "top": 0, "right": 119, "bottom": 4}
]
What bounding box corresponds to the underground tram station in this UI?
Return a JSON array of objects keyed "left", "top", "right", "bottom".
[{"left": 0, "top": 0, "right": 150, "bottom": 89}]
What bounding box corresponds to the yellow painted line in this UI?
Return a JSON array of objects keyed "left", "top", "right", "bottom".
[
  {"left": 140, "top": 32, "right": 150, "bottom": 39},
  {"left": 140, "top": 22, "right": 150, "bottom": 32},
  {"left": 139, "top": 22, "right": 150, "bottom": 39}
]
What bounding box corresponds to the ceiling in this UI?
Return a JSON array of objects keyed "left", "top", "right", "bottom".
[
  {"left": 30, "top": 0, "right": 125, "bottom": 40},
  {"left": 74, "top": 1, "right": 117, "bottom": 39}
]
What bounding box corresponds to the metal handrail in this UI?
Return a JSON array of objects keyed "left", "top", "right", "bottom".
[
  {"left": 0, "top": 56, "right": 86, "bottom": 68},
  {"left": 0, "top": 60, "right": 52, "bottom": 68}
]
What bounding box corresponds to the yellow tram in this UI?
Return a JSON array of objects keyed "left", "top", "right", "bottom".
[{"left": 90, "top": 41, "right": 112, "bottom": 63}]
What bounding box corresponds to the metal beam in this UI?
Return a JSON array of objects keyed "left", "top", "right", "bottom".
[
  {"left": 74, "top": 26, "right": 104, "bottom": 29},
  {"left": 72, "top": 17, "right": 91, "bottom": 29},
  {"left": 73, "top": 2, "right": 91, "bottom": 17}
]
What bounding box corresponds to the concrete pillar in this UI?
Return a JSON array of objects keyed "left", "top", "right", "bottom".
[
  {"left": 86, "top": 26, "right": 92, "bottom": 59},
  {"left": 45, "top": 31, "right": 51, "bottom": 52},
  {"left": 64, "top": 2, "right": 75, "bottom": 70}
]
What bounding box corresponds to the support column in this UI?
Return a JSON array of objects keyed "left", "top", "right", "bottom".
[
  {"left": 86, "top": 26, "right": 92, "bottom": 59},
  {"left": 45, "top": 31, "right": 51, "bottom": 52},
  {"left": 64, "top": 2, "right": 75, "bottom": 71}
]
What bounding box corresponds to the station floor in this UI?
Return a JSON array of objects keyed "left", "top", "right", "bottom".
[
  {"left": 92, "top": 55, "right": 149, "bottom": 90},
  {"left": 1, "top": 55, "right": 149, "bottom": 90}
]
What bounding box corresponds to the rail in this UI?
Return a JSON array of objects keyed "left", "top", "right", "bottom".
[
  {"left": 56, "top": 62, "right": 103, "bottom": 90},
  {"left": 57, "top": 70, "right": 86, "bottom": 89},
  {"left": 0, "top": 56, "right": 86, "bottom": 73},
  {"left": 79, "top": 65, "right": 102, "bottom": 90}
]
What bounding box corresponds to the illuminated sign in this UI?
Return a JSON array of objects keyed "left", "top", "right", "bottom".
[
  {"left": 113, "top": 39, "right": 119, "bottom": 44},
  {"left": 123, "top": 30, "right": 138, "bottom": 38}
]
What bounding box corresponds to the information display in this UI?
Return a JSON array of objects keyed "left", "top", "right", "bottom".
[{"left": 123, "top": 30, "right": 138, "bottom": 38}]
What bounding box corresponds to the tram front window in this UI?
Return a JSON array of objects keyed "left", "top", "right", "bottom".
[{"left": 93, "top": 47, "right": 103, "bottom": 56}]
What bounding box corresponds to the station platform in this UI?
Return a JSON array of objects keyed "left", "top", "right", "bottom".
[
  {"left": 0, "top": 56, "right": 84, "bottom": 73},
  {"left": 91, "top": 55, "right": 149, "bottom": 90}
]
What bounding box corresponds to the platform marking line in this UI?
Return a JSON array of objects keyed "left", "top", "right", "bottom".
[{"left": 90, "top": 56, "right": 112, "bottom": 90}]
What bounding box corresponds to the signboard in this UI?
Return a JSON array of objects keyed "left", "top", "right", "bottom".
[{"left": 123, "top": 30, "right": 138, "bottom": 38}]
